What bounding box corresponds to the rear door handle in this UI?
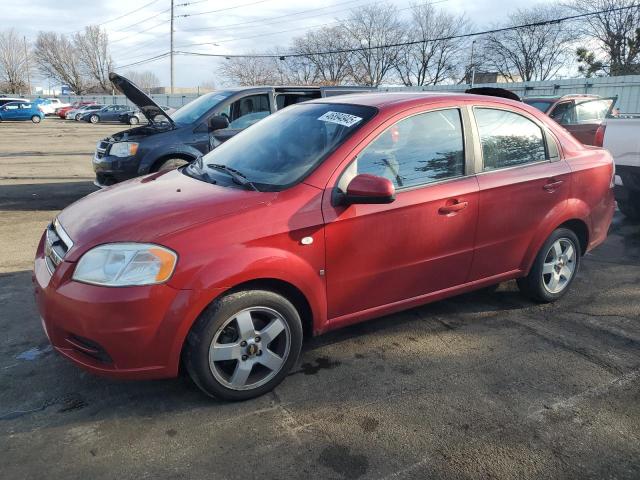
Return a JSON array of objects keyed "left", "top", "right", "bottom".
[
  {"left": 543, "top": 180, "right": 564, "bottom": 191},
  {"left": 438, "top": 201, "right": 468, "bottom": 215}
]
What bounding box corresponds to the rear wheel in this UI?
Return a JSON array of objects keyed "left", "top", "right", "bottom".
[
  {"left": 31, "top": 115, "right": 41, "bottom": 123},
  {"left": 184, "top": 290, "right": 303, "bottom": 401},
  {"left": 618, "top": 196, "right": 640, "bottom": 221},
  {"left": 156, "top": 158, "right": 189, "bottom": 172},
  {"left": 129, "top": 116, "right": 139, "bottom": 125},
  {"left": 517, "top": 228, "right": 580, "bottom": 303},
  {"left": 90, "top": 114, "right": 99, "bottom": 124}
]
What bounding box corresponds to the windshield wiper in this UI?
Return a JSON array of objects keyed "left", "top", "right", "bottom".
[
  {"left": 206, "top": 163, "right": 258, "bottom": 191},
  {"left": 186, "top": 157, "right": 216, "bottom": 184}
]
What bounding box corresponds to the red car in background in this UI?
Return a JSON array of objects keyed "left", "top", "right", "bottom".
[
  {"left": 523, "top": 94, "right": 616, "bottom": 146},
  {"left": 34, "top": 91, "right": 615, "bottom": 400},
  {"left": 56, "top": 101, "right": 96, "bottom": 119}
]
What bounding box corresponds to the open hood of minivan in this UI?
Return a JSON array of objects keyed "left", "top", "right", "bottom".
[{"left": 109, "top": 72, "right": 174, "bottom": 127}]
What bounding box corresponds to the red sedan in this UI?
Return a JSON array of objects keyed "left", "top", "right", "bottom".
[{"left": 34, "top": 92, "right": 615, "bottom": 400}]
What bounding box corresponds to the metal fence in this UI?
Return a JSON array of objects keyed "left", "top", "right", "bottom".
[{"left": 19, "top": 74, "right": 640, "bottom": 114}]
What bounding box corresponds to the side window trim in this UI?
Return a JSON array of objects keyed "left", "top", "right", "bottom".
[
  {"left": 337, "top": 106, "right": 470, "bottom": 194},
  {"left": 470, "top": 105, "right": 555, "bottom": 174}
]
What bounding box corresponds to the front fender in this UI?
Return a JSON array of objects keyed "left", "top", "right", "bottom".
[{"left": 520, "top": 197, "right": 592, "bottom": 274}]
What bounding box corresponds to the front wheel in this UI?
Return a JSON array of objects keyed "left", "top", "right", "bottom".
[
  {"left": 184, "top": 290, "right": 303, "bottom": 401},
  {"left": 31, "top": 115, "right": 41, "bottom": 123},
  {"left": 129, "top": 116, "right": 139, "bottom": 125},
  {"left": 156, "top": 158, "right": 189, "bottom": 172},
  {"left": 90, "top": 114, "right": 99, "bottom": 124},
  {"left": 517, "top": 228, "right": 581, "bottom": 303},
  {"left": 75, "top": 113, "right": 82, "bottom": 121}
]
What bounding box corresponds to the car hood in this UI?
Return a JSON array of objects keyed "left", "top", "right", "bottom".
[
  {"left": 109, "top": 72, "right": 174, "bottom": 127},
  {"left": 58, "top": 169, "right": 276, "bottom": 261}
]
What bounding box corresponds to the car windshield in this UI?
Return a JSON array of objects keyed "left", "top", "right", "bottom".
[
  {"left": 186, "top": 103, "right": 377, "bottom": 191},
  {"left": 170, "top": 91, "right": 233, "bottom": 125},
  {"left": 523, "top": 99, "right": 554, "bottom": 113}
]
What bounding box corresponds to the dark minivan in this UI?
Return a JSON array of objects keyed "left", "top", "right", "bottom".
[{"left": 93, "top": 73, "right": 372, "bottom": 187}]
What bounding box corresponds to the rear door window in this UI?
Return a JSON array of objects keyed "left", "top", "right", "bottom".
[{"left": 474, "top": 108, "right": 547, "bottom": 171}]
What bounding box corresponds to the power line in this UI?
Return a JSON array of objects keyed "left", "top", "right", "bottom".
[
  {"left": 114, "top": 52, "right": 171, "bottom": 69},
  {"left": 176, "top": 1, "right": 446, "bottom": 48},
  {"left": 111, "top": 8, "right": 171, "bottom": 33},
  {"left": 67, "top": 0, "right": 161, "bottom": 34},
  {"left": 110, "top": 17, "right": 171, "bottom": 44},
  {"left": 173, "top": 4, "right": 640, "bottom": 59},
  {"left": 180, "top": 0, "right": 373, "bottom": 32},
  {"left": 177, "top": 0, "right": 275, "bottom": 18}
]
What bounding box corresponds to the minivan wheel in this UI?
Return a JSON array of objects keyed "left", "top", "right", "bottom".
[
  {"left": 184, "top": 290, "right": 303, "bottom": 401},
  {"left": 31, "top": 115, "right": 41, "bottom": 123},
  {"left": 517, "top": 228, "right": 581, "bottom": 303},
  {"left": 90, "top": 114, "right": 99, "bottom": 124},
  {"left": 129, "top": 116, "right": 139, "bottom": 125},
  {"left": 157, "top": 158, "right": 189, "bottom": 172},
  {"left": 618, "top": 197, "right": 640, "bottom": 221}
]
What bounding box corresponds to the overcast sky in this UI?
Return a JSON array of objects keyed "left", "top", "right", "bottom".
[{"left": 3, "top": 0, "right": 556, "bottom": 88}]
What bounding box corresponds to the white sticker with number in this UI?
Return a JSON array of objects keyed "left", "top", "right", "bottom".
[{"left": 317, "top": 111, "right": 363, "bottom": 127}]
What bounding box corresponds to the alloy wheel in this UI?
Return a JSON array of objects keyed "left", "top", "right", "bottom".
[
  {"left": 542, "top": 238, "right": 576, "bottom": 294},
  {"left": 208, "top": 307, "right": 291, "bottom": 391}
]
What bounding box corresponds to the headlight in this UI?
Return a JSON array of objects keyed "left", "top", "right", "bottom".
[
  {"left": 109, "top": 142, "right": 139, "bottom": 157},
  {"left": 73, "top": 243, "right": 177, "bottom": 286}
]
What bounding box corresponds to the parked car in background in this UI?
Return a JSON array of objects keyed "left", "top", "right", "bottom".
[
  {"left": 0, "top": 97, "right": 27, "bottom": 107},
  {"left": 119, "top": 105, "right": 176, "bottom": 125},
  {"left": 0, "top": 101, "right": 45, "bottom": 123},
  {"left": 523, "top": 94, "right": 616, "bottom": 146},
  {"left": 601, "top": 115, "right": 640, "bottom": 220},
  {"left": 66, "top": 104, "right": 104, "bottom": 121},
  {"left": 36, "top": 91, "right": 615, "bottom": 400},
  {"left": 32, "top": 98, "right": 56, "bottom": 115},
  {"left": 93, "top": 72, "right": 374, "bottom": 186},
  {"left": 48, "top": 98, "right": 70, "bottom": 113},
  {"left": 58, "top": 101, "right": 96, "bottom": 119},
  {"left": 80, "top": 104, "right": 134, "bottom": 123}
]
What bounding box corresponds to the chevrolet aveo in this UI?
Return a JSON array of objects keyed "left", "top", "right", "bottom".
[{"left": 34, "top": 92, "right": 615, "bottom": 400}]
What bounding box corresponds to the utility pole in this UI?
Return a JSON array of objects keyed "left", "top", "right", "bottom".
[
  {"left": 469, "top": 39, "right": 477, "bottom": 88},
  {"left": 170, "top": 0, "right": 175, "bottom": 94},
  {"left": 23, "top": 36, "right": 32, "bottom": 96}
]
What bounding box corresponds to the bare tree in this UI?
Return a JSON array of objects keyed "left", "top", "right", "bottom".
[
  {"left": 74, "top": 26, "right": 113, "bottom": 91},
  {"left": 395, "top": 3, "right": 470, "bottom": 86},
  {"left": 567, "top": 0, "right": 640, "bottom": 76},
  {"left": 34, "top": 32, "right": 88, "bottom": 94},
  {"left": 0, "top": 29, "right": 31, "bottom": 94},
  {"left": 292, "top": 26, "right": 353, "bottom": 84},
  {"left": 344, "top": 3, "right": 404, "bottom": 86},
  {"left": 124, "top": 70, "right": 160, "bottom": 91},
  {"left": 480, "top": 5, "right": 576, "bottom": 81},
  {"left": 218, "top": 55, "right": 281, "bottom": 86}
]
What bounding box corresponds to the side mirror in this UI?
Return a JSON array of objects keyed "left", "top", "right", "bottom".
[
  {"left": 208, "top": 115, "right": 229, "bottom": 132},
  {"left": 343, "top": 174, "right": 395, "bottom": 205}
]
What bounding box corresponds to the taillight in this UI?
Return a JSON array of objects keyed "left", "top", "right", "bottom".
[{"left": 594, "top": 124, "right": 606, "bottom": 147}]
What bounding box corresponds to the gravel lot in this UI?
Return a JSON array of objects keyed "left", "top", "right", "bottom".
[{"left": 1, "top": 118, "right": 639, "bottom": 480}]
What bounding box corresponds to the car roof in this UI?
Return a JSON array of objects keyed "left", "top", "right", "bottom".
[{"left": 308, "top": 91, "right": 527, "bottom": 110}]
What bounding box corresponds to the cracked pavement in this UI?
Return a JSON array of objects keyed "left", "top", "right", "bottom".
[{"left": 0, "top": 120, "right": 639, "bottom": 479}]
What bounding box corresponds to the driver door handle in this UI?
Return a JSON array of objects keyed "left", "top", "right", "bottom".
[
  {"left": 438, "top": 200, "right": 468, "bottom": 215},
  {"left": 543, "top": 179, "right": 564, "bottom": 192}
]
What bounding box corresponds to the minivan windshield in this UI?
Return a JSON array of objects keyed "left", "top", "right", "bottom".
[
  {"left": 171, "top": 91, "right": 233, "bottom": 125},
  {"left": 186, "top": 103, "right": 377, "bottom": 191}
]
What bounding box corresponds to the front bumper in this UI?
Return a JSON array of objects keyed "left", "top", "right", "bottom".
[
  {"left": 92, "top": 152, "right": 140, "bottom": 187},
  {"left": 33, "top": 233, "right": 202, "bottom": 380}
]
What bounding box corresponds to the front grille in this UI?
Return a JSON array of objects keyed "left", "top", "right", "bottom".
[{"left": 44, "top": 219, "right": 73, "bottom": 274}]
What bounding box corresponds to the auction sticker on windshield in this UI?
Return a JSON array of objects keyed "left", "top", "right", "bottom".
[{"left": 318, "top": 111, "right": 363, "bottom": 127}]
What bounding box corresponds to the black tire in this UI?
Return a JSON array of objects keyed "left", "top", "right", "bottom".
[
  {"left": 156, "top": 158, "right": 189, "bottom": 172},
  {"left": 129, "top": 116, "right": 139, "bottom": 125},
  {"left": 75, "top": 113, "right": 82, "bottom": 121},
  {"left": 90, "top": 114, "right": 99, "bottom": 124},
  {"left": 618, "top": 197, "right": 640, "bottom": 221},
  {"left": 517, "top": 228, "right": 581, "bottom": 303},
  {"left": 31, "top": 115, "right": 41, "bottom": 124},
  {"left": 184, "top": 290, "right": 303, "bottom": 401}
]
